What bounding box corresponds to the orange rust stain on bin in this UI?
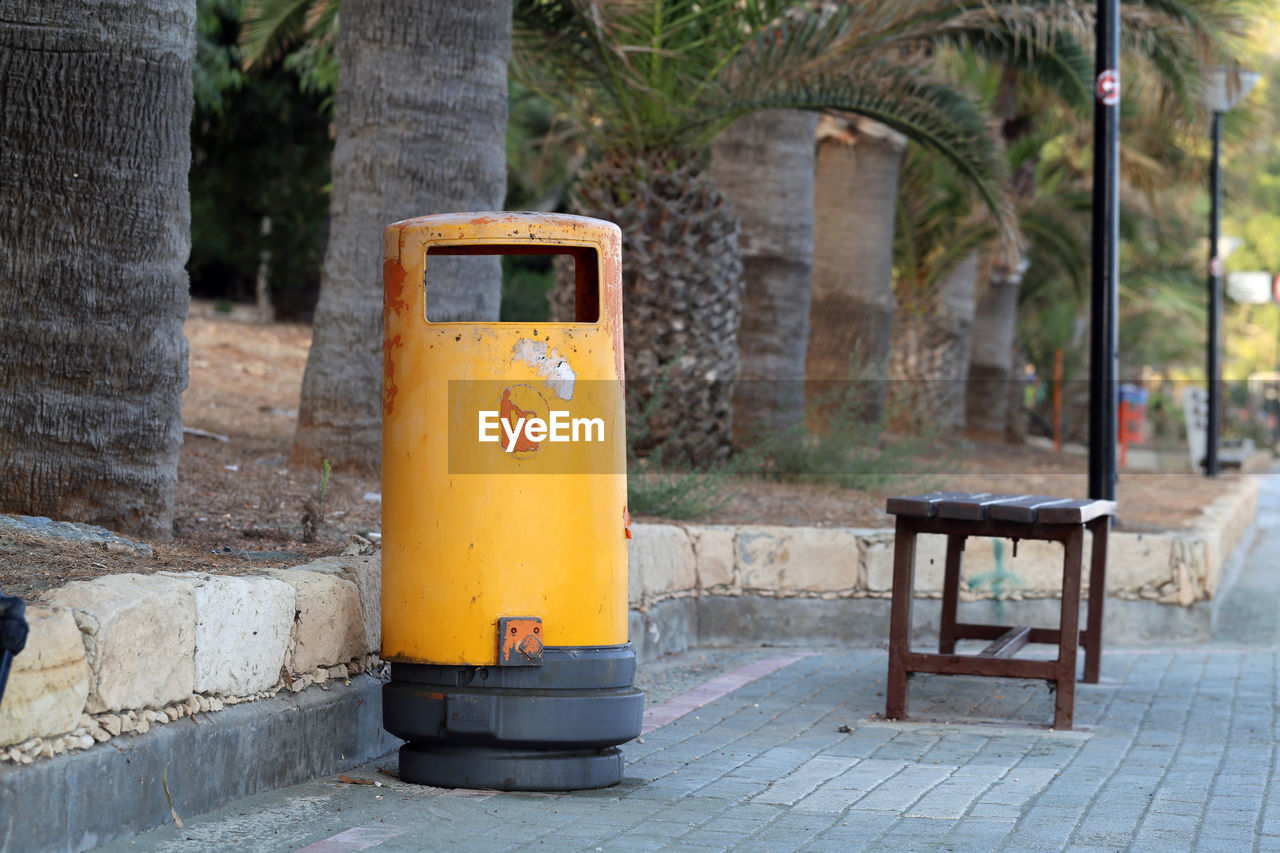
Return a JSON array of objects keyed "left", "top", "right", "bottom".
[
  {"left": 384, "top": 258, "right": 408, "bottom": 317},
  {"left": 383, "top": 333, "right": 403, "bottom": 416}
]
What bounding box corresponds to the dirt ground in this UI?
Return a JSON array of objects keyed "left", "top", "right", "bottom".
[{"left": 0, "top": 304, "right": 1245, "bottom": 600}]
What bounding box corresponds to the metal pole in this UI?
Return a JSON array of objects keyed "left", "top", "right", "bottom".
[
  {"left": 1088, "top": 0, "right": 1120, "bottom": 501},
  {"left": 1206, "top": 111, "right": 1223, "bottom": 477}
]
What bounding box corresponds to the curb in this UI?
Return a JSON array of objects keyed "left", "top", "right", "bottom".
[{"left": 0, "top": 675, "right": 398, "bottom": 853}]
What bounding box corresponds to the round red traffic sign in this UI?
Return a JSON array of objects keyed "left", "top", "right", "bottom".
[
  {"left": 1096, "top": 69, "right": 1120, "bottom": 106},
  {"left": 1273, "top": 271, "right": 1280, "bottom": 302}
]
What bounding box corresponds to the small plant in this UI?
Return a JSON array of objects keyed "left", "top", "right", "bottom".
[
  {"left": 753, "top": 375, "right": 955, "bottom": 493},
  {"left": 300, "top": 458, "right": 332, "bottom": 543}
]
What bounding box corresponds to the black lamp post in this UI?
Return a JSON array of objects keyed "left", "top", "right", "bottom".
[
  {"left": 1203, "top": 67, "right": 1259, "bottom": 477},
  {"left": 1088, "top": 0, "right": 1120, "bottom": 502}
]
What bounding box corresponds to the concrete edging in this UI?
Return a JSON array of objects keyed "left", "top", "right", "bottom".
[
  {"left": 625, "top": 474, "right": 1262, "bottom": 655},
  {"left": 0, "top": 675, "right": 396, "bottom": 853}
]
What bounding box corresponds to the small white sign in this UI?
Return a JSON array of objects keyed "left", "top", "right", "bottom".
[{"left": 1226, "top": 270, "right": 1273, "bottom": 304}]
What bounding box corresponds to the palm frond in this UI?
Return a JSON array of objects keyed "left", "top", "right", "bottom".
[
  {"left": 709, "top": 63, "right": 1008, "bottom": 221},
  {"left": 241, "top": 0, "right": 332, "bottom": 70},
  {"left": 953, "top": 28, "right": 1092, "bottom": 110}
]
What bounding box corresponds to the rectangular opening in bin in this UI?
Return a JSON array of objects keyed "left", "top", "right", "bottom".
[{"left": 425, "top": 244, "right": 600, "bottom": 323}]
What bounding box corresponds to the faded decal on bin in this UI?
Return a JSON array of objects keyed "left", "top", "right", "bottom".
[{"left": 512, "top": 339, "right": 576, "bottom": 401}]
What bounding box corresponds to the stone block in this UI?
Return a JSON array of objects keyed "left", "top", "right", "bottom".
[
  {"left": 863, "top": 531, "right": 949, "bottom": 594},
  {"left": 983, "top": 538, "right": 1068, "bottom": 594},
  {"left": 1106, "top": 532, "right": 1174, "bottom": 593},
  {"left": 290, "top": 555, "right": 381, "bottom": 654},
  {"left": 736, "top": 526, "right": 860, "bottom": 593},
  {"left": 262, "top": 568, "right": 364, "bottom": 673},
  {"left": 47, "top": 574, "right": 196, "bottom": 713},
  {"left": 0, "top": 606, "right": 91, "bottom": 747},
  {"left": 162, "top": 573, "right": 295, "bottom": 695},
  {"left": 688, "top": 526, "right": 736, "bottom": 590},
  {"left": 864, "top": 531, "right": 1074, "bottom": 598},
  {"left": 627, "top": 524, "right": 696, "bottom": 605}
]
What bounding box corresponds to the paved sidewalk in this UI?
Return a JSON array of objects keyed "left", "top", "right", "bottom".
[
  {"left": 96, "top": 640, "right": 1278, "bottom": 852},
  {"left": 101, "top": 475, "right": 1280, "bottom": 852}
]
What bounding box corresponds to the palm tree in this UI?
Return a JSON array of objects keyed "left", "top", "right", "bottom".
[
  {"left": 267, "top": 1, "right": 514, "bottom": 471},
  {"left": 961, "top": 0, "right": 1243, "bottom": 439},
  {"left": 888, "top": 144, "right": 1000, "bottom": 431},
  {"left": 514, "top": 0, "right": 1005, "bottom": 461},
  {"left": 807, "top": 113, "right": 910, "bottom": 425},
  {"left": 0, "top": 0, "right": 194, "bottom": 539},
  {"left": 709, "top": 110, "right": 818, "bottom": 440}
]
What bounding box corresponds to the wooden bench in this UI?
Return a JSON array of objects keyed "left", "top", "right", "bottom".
[{"left": 884, "top": 492, "right": 1116, "bottom": 730}]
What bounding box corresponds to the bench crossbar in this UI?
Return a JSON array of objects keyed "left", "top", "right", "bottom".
[{"left": 978, "top": 626, "right": 1032, "bottom": 658}]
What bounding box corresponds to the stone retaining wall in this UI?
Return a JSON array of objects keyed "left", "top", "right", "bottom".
[
  {"left": 626, "top": 475, "right": 1261, "bottom": 655},
  {"left": 0, "top": 475, "right": 1259, "bottom": 762},
  {"left": 0, "top": 551, "right": 381, "bottom": 763}
]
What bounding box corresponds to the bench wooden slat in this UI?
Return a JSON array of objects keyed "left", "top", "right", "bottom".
[
  {"left": 885, "top": 491, "right": 991, "bottom": 518},
  {"left": 977, "top": 625, "right": 1032, "bottom": 658},
  {"left": 935, "top": 494, "right": 1030, "bottom": 521},
  {"left": 1037, "top": 499, "right": 1117, "bottom": 524},
  {"left": 986, "top": 495, "right": 1076, "bottom": 523}
]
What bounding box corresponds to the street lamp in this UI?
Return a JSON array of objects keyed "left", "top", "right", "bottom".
[{"left": 1203, "top": 67, "right": 1259, "bottom": 477}]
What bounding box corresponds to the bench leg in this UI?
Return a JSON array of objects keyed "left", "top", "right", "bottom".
[
  {"left": 1082, "top": 517, "right": 1109, "bottom": 684},
  {"left": 886, "top": 518, "right": 916, "bottom": 721},
  {"left": 938, "top": 535, "right": 964, "bottom": 655},
  {"left": 1053, "top": 526, "right": 1085, "bottom": 729}
]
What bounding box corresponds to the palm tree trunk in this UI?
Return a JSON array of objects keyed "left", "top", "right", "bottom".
[
  {"left": 293, "top": 1, "right": 512, "bottom": 471},
  {"left": 0, "top": 0, "right": 194, "bottom": 540},
  {"left": 965, "top": 261, "right": 1025, "bottom": 436},
  {"left": 567, "top": 153, "right": 743, "bottom": 463},
  {"left": 807, "top": 117, "right": 906, "bottom": 424},
  {"left": 888, "top": 252, "right": 979, "bottom": 431},
  {"left": 710, "top": 110, "right": 818, "bottom": 441}
]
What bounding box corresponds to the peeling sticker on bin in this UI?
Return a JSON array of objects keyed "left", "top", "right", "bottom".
[{"left": 512, "top": 339, "right": 577, "bottom": 400}]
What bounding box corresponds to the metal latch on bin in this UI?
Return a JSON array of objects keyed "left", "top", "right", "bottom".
[{"left": 497, "top": 616, "right": 544, "bottom": 666}]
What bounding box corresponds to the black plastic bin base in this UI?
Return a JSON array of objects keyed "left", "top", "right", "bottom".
[
  {"left": 384, "top": 644, "right": 643, "bottom": 791},
  {"left": 399, "top": 744, "right": 624, "bottom": 791}
]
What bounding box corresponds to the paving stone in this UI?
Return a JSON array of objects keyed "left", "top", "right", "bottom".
[{"left": 751, "top": 755, "right": 857, "bottom": 806}]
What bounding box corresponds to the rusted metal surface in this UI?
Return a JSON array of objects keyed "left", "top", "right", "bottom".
[
  {"left": 1083, "top": 516, "right": 1110, "bottom": 684},
  {"left": 883, "top": 491, "right": 1115, "bottom": 730},
  {"left": 937, "top": 534, "right": 964, "bottom": 655},
  {"left": 497, "top": 616, "right": 545, "bottom": 666},
  {"left": 885, "top": 517, "right": 916, "bottom": 722},
  {"left": 381, "top": 212, "right": 628, "bottom": 665}
]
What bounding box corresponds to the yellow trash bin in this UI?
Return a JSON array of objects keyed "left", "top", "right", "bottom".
[{"left": 380, "top": 212, "right": 642, "bottom": 790}]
